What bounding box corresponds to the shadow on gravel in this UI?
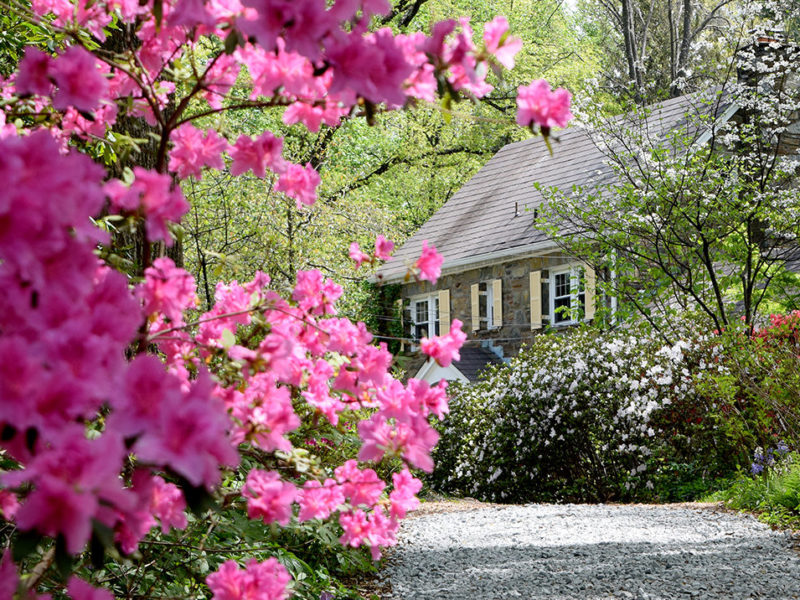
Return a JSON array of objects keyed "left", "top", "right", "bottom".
[{"left": 386, "top": 536, "right": 800, "bottom": 599}]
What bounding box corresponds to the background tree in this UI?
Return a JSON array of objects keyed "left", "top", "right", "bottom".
[{"left": 537, "top": 19, "right": 800, "bottom": 339}]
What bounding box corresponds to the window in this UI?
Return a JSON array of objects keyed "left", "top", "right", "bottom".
[
  {"left": 549, "top": 265, "right": 586, "bottom": 326},
  {"left": 471, "top": 280, "right": 502, "bottom": 331},
  {"left": 410, "top": 294, "right": 439, "bottom": 340},
  {"left": 477, "top": 281, "right": 493, "bottom": 329}
]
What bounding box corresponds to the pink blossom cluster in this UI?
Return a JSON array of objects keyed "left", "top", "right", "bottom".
[
  {"left": 0, "top": 132, "right": 232, "bottom": 567},
  {"left": 207, "top": 558, "right": 291, "bottom": 600},
  {"left": 420, "top": 319, "right": 468, "bottom": 367},
  {"left": 0, "top": 0, "right": 570, "bottom": 595},
  {"left": 349, "top": 234, "right": 395, "bottom": 269},
  {"left": 516, "top": 79, "right": 574, "bottom": 132}
]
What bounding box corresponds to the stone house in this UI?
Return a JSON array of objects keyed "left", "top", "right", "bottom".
[
  {"left": 372, "top": 93, "right": 709, "bottom": 383},
  {"left": 374, "top": 37, "right": 800, "bottom": 383}
]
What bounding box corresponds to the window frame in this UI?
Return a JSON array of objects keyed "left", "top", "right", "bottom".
[
  {"left": 548, "top": 264, "right": 586, "bottom": 327},
  {"left": 409, "top": 292, "right": 440, "bottom": 341},
  {"left": 476, "top": 280, "right": 495, "bottom": 330}
]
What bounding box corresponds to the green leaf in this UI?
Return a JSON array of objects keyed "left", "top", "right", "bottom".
[
  {"left": 12, "top": 530, "right": 42, "bottom": 562},
  {"left": 54, "top": 536, "right": 75, "bottom": 581}
]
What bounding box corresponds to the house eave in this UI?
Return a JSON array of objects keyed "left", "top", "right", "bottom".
[{"left": 372, "top": 239, "right": 562, "bottom": 285}]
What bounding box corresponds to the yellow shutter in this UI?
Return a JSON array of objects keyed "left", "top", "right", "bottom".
[
  {"left": 492, "top": 279, "right": 503, "bottom": 328},
  {"left": 585, "top": 265, "right": 596, "bottom": 321},
  {"left": 470, "top": 283, "right": 480, "bottom": 331},
  {"left": 438, "top": 289, "right": 450, "bottom": 335},
  {"left": 530, "top": 271, "right": 542, "bottom": 329}
]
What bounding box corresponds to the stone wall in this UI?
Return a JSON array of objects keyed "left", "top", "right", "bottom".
[{"left": 400, "top": 252, "right": 574, "bottom": 357}]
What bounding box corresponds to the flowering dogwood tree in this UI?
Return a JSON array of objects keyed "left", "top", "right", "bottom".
[{"left": 0, "top": 0, "right": 571, "bottom": 597}]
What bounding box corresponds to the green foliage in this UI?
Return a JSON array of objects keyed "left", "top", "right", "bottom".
[
  {"left": 708, "top": 452, "right": 800, "bottom": 530},
  {"left": 695, "top": 320, "right": 800, "bottom": 457}
]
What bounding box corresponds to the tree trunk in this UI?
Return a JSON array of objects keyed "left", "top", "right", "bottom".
[{"left": 670, "top": 0, "right": 693, "bottom": 97}]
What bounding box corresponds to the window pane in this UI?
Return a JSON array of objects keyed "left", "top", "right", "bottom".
[
  {"left": 416, "top": 300, "right": 428, "bottom": 325},
  {"left": 478, "top": 293, "right": 487, "bottom": 327},
  {"left": 432, "top": 297, "right": 440, "bottom": 336},
  {"left": 554, "top": 296, "right": 571, "bottom": 323},
  {"left": 555, "top": 272, "right": 570, "bottom": 297}
]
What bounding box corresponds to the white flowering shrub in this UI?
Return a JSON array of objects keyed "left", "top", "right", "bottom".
[{"left": 432, "top": 326, "right": 727, "bottom": 503}]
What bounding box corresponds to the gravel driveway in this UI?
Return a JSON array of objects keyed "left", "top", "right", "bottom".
[{"left": 382, "top": 503, "right": 800, "bottom": 599}]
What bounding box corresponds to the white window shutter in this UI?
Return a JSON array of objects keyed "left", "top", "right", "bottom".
[
  {"left": 530, "top": 271, "right": 542, "bottom": 329},
  {"left": 492, "top": 279, "right": 503, "bottom": 328},
  {"left": 438, "top": 289, "right": 451, "bottom": 335},
  {"left": 585, "top": 265, "right": 596, "bottom": 321},
  {"left": 470, "top": 283, "right": 480, "bottom": 331}
]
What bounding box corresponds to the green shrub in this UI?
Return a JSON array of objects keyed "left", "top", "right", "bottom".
[{"left": 708, "top": 451, "right": 800, "bottom": 529}]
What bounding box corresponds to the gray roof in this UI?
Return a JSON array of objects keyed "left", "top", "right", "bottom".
[
  {"left": 453, "top": 345, "right": 504, "bottom": 382},
  {"left": 375, "top": 91, "right": 732, "bottom": 283}
]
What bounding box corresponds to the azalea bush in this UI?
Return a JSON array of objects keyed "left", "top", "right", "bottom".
[
  {"left": 0, "top": 0, "right": 572, "bottom": 597},
  {"left": 695, "top": 311, "right": 800, "bottom": 461},
  {"left": 431, "top": 324, "right": 730, "bottom": 503}
]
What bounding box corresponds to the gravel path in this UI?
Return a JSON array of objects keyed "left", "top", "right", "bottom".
[{"left": 382, "top": 503, "right": 800, "bottom": 599}]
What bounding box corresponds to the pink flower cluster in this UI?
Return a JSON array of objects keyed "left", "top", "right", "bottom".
[
  {"left": 349, "top": 234, "right": 395, "bottom": 269},
  {"left": 0, "top": 133, "right": 239, "bottom": 566},
  {"left": 420, "top": 319, "right": 468, "bottom": 367},
  {"left": 17, "top": 46, "right": 108, "bottom": 113},
  {"left": 414, "top": 241, "right": 443, "bottom": 283},
  {"left": 516, "top": 79, "right": 573, "bottom": 132},
  {"left": 207, "top": 558, "right": 291, "bottom": 600},
  {"left": 0, "top": 0, "right": 572, "bottom": 594}
]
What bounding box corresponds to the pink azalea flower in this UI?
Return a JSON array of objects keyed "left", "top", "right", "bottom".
[
  {"left": 168, "top": 123, "right": 228, "bottom": 179},
  {"left": 334, "top": 460, "right": 385, "bottom": 508},
  {"left": 67, "top": 576, "right": 114, "bottom": 600},
  {"left": 374, "top": 234, "right": 394, "bottom": 260},
  {"left": 414, "top": 240, "right": 443, "bottom": 283},
  {"left": 419, "top": 318, "right": 467, "bottom": 367},
  {"left": 224, "top": 373, "right": 300, "bottom": 451},
  {"left": 15, "top": 47, "right": 53, "bottom": 96},
  {"left": 349, "top": 242, "right": 372, "bottom": 269},
  {"left": 292, "top": 270, "right": 342, "bottom": 316},
  {"left": 351, "top": 343, "right": 392, "bottom": 386},
  {"left": 327, "top": 28, "right": 415, "bottom": 107},
  {"left": 282, "top": 102, "right": 325, "bottom": 132},
  {"left": 51, "top": 46, "right": 108, "bottom": 113},
  {"left": 106, "top": 168, "right": 190, "bottom": 245},
  {"left": 407, "top": 378, "right": 449, "bottom": 420},
  {"left": 242, "top": 469, "right": 297, "bottom": 526},
  {"left": 0, "top": 552, "right": 19, "bottom": 600},
  {"left": 207, "top": 558, "right": 291, "bottom": 600},
  {"left": 150, "top": 476, "right": 188, "bottom": 533},
  {"left": 389, "top": 468, "right": 422, "bottom": 519},
  {"left": 483, "top": 16, "right": 522, "bottom": 70},
  {"left": 0, "top": 489, "right": 19, "bottom": 520},
  {"left": 357, "top": 413, "right": 439, "bottom": 472},
  {"left": 134, "top": 371, "right": 240, "bottom": 489},
  {"left": 516, "top": 79, "right": 573, "bottom": 131},
  {"left": 136, "top": 257, "right": 198, "bottom": 323},
  {"left": 297, "top": 479, "right": 345, "bottom": 522},
  {"left": 201, "top": 54, "right": 241, "bottom": 108},
  {"left": 275, "top": 162, "right": 321, "bottom": 208},
  {"left": 230, "top": 132, "right": 284, "bottom": 178}
]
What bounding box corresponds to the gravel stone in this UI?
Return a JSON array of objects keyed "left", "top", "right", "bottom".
[{"left": 382, "top": 504, "right": 800, "bottom": 599}]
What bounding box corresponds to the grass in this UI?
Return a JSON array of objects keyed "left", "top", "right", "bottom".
[{"left": 704, "top": 453, "right": 800, "bottom": 530}]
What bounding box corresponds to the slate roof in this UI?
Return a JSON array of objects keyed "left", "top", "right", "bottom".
[
  {"left": 375, "top": 91, "right": 732, "bottom": 283},
  {"left": 452, "top": 344, "right": 504, "bottom": 382}
]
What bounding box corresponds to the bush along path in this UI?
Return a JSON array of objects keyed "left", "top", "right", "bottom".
[{"left": 381, "top": 502, "right": 800, "bottom": 599}]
